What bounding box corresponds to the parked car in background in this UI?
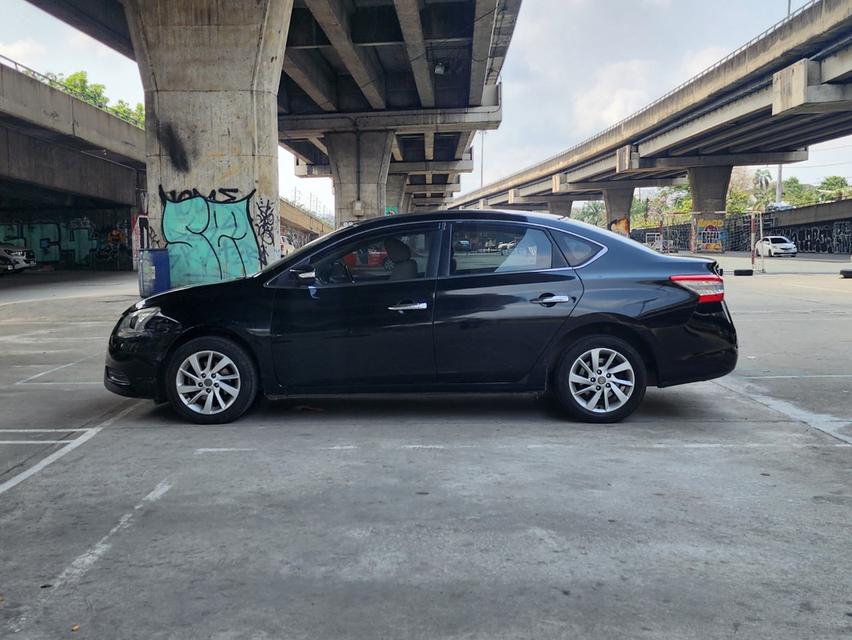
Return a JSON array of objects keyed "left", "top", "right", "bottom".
[
  {"left": 0, "top": 253, "right": 15, "bottom": 274},
  {"left": 0, "top": 244, "right": 36, "bottom": 272},
  {"left": 765, "top": 201, "right": 794, "bottom": 213},
  {"left": 105, "top": 209, "right": 737, "bottom": 425},
  {"left": 755, "top": 236, "right": 797, "bottom": 257}
]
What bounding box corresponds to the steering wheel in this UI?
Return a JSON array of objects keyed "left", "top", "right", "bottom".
[{"left": 316, "top": 259, "right": 353, "bottom": 285}]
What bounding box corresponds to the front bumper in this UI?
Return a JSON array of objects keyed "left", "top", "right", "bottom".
[{"left": 104, "top": 332, "right": 180, "bottom": 401}]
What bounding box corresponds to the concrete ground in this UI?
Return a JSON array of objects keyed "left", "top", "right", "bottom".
[{"left": 1, "top": 267, "right": 851, "bottom": 639}]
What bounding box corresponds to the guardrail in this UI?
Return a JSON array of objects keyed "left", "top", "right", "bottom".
[{"left": 0, "top": 53, "right": 145, "bottom": 129}]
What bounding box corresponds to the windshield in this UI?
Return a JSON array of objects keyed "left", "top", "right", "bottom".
[{"left": 770, "top": 237, "right": 791, "bottom": 244}]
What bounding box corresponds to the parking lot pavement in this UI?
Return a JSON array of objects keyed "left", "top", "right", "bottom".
[
  {"left": 698, "top": 251, "right": 851, "bottom": 275},
  {"left": 1, "top": 267, "right": 851, "bottom": 639}
]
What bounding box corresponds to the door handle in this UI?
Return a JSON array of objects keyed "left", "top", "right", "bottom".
[
  {"left": 530, "top": 294, "right": 575, "bottom": 305},
  {"left": 388, "top": 301, "right": 428, "bottom": 312}
]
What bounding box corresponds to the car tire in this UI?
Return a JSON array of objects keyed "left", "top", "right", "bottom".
[
  {"left": 553, "top": 335, "right": 647, "bottom": 423},
  {"left": 165, "top": 336, "right": 258, "bottom": 424}
]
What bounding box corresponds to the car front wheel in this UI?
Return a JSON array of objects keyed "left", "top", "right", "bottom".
[
  {"left": 553, "top": 335, "right": 647, "bottom": 423},
  {"left": 165, "top": 336, "right": 258, "bottom": 424}
]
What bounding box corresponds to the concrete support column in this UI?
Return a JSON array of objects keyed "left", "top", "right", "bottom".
[
  {"left": 688, "top": 166, "right": 732, "bottom": 253},
  {"left": 325, "top": 131, "right": 394, "bottom": 227},
  {"left": 603, "top": 188, "right": 634, "bottom": 235},
  {"left": 122, "top": 0, "right": 292, "bottom": 287},
  {"left": 401, "top": 193, "right": 414, "bottom": 214},
  {"left": 547, "top": 200, "right": 574, "bottom": 217},
  {"left": 385, "top": 174, "right": 407, "bottom": 215}
]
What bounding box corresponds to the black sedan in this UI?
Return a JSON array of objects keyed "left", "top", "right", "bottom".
[{"left": 105, "top": 210, "right": 737, "bottom": 424}]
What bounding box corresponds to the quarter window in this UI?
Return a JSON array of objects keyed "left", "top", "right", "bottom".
[
  {"left": 450, "top": 224, "right": 560, "bottom": 275},
  {"left": 553, "top": 231, "right": 602, "bottom": 267}
]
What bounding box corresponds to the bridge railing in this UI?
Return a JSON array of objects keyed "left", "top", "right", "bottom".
[{"left": 0, "top": 53, "right": 145, "bottom": 129}]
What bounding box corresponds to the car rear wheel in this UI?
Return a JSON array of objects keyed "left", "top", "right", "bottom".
[
  {"left": 165, "top": 336, "right": 258, "bottom": 424},
  {"left": 554, "top": 335, "right": 647, "bottom": 423}
]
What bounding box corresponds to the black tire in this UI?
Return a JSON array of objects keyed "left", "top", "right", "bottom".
[
  {"left": 165, "top": 336, "right": 258, "bottom": 424},
  {"left": 553, "top": 335, "right": 647, "bottom": 423}
]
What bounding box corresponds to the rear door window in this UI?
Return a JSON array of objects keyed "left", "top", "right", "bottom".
[
  {"left": 552, "top": 231, "right": 603, "bottom": 267},
  {"left": 450, "top": 224, "right": 562, "bottom": 275}
]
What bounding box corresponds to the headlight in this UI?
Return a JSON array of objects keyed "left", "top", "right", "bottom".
[{"left": 116, "top": 306, "right": 164, "bottom": 338}]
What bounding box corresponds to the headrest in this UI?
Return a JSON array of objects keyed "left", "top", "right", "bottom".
[{"left": 384, "top": 237, "right": 411, "bottom": 263}]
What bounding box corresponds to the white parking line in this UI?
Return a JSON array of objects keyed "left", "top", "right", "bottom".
[
  {"left": 194, "top": 448, "right": 258, "bottom": 454},
  {"left": 744, "top": 374, "right": 852, "bottom": 379},
  {"left": 0, "top": 429, "right": 93, "bottom": 433},
  {"left": 14, "top": 355, "right": 97, "bottom": 385},
  {"left": 0, "top": 441, "right": 81, "bottom": 445},
  {"left": 0, "top": 401, "right": 142, "bottom": 496}
]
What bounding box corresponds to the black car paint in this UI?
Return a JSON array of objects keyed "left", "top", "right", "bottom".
[{"left": 105, "top": 210, "right": 737, "bottom": 401}]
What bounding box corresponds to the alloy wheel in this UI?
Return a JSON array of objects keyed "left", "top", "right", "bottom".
[
  {"left": 568, "top": 347, "right": 635, "bottom": 414},
  {"left": 175, "top": 350, "right": 241, "bottom": 415}
]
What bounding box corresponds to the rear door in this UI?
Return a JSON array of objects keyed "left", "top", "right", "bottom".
[{"left": 433, "top": 221, "right": 584, "bottom": 383}]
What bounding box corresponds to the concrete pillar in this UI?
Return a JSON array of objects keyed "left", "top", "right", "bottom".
[
  {"left": 385, "top": 174, "right": 406, "bottom": 215},
  {"left": 401, "top": 193, "right": 414, "bottom": 214},
  {"left": 603, "top": 187, "right": 634, "bottom": 236},
  {"left": 122, "top": 0, "right": 292, "bottom": 287},
  {"left": 325, "top": 131, "right": 394, "bottom": 227},
  {"left": 547, "top": 200, "right": 574, "bottom": 217},
  {"left": 688, "top": 166, "right": 732, "bottom": 253}
]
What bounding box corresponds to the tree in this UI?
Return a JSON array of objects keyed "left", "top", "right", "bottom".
[
  {"left": 753, "top": 168, "right": 772, "bottom": 192},
  {"left": 782, "top": 177, "right": 819, "bottom": 207},
  {"left": 817, "top": 175, "right": 849, "bottom": 202},
  {"left": 574, "top": 201, "right": 605, "bottom": 227},
  {"left": 45, "top": 70, "right": 144, "bottom": 126}
]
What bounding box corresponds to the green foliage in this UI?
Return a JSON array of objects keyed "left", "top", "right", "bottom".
[
  {"left": 45, "top": 70, "right": 144, "bottom": 126},
  {"left": 726, "top": 186, "right": 750, "bottom": 214},
  {"left": 781, "top": 177, "right": 819, "bottom": 207},
  {"left": 574, "top": 201, "right": 605, "bottom": 227},
  {"left": 817, "top": 175, "right": 849, "bottom": 202}
]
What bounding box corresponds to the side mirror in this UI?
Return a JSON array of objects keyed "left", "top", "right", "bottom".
[{"left": 290, "top": 266, "right": 316, "bottom": 285}]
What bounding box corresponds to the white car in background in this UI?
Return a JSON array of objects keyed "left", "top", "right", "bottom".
[
  {"left": 755, "top": 236, "right": 797, "bottom": 257},
  {"left": 0, "top": 244, "right": 37, "bottom": 272}
]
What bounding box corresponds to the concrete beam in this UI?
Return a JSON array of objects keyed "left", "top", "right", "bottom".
[
  {"left": 304, "top": 0, "right": 386, "bottom": 109},
  {"left": 773, "top": 57, "right": 852, "bottom": 115},
  {"left": 410, "top": 197, "right": 448, "bottom": 207},
  {"left": 0, "top": 125, "right": 137, "bottom": 205},
  {"left": 469, "top": 0, "right": 498, "bottom": 107},
  {"left": 283, "top": 50, "right": 338, "bottom": 112},
  {"left": 638, "top": 88, "right": 772, "bottom": 157},
  {"left": 0, "top": 62, "right": 145, "bottom": 166},
  {"left": 552, "top": 176, "right": 688, "bottom": 194},
  {"left": 393, "top": 0, "right": 435, "bottom": 108},
  {"left": 617, "top": 148, "right": 808, "bottom": 172},
  {"left": 424, "top": 130, "right": 435, "bottom": 161},
  {"left": 456, "top": 131, "right": 475, "bottom": 160},
  {"left": 562, "top": 156, "right": 618, "bottom": 183},
  {"left": 326, "top": 130, "right": 394, "bottom": 225},
  {"left": 296, "top": 158, "right": 475, "bottom": 178},
  {"left": 391, "top": 135, "right": 403, "bottom": 162},
  {"left": 404, "top": 183, "right": 461, "bottom": 195},
  {"left": 278, "top": 104, "right": 502, "bottom": 138}
]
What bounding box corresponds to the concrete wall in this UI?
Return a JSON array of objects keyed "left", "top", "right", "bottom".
[
  {"left": 0, "top": 62, "right": 145, "bottom": 164},
  {"left": 0, "top": 124, "right": 138, "bottom": 205}
]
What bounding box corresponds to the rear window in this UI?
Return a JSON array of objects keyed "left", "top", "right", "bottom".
[
  {"left": 553, "top": 231, "right": 602, "bottom": 266},
  {"left": 770, "top": 237, "right": 789, "bottom": 244}
]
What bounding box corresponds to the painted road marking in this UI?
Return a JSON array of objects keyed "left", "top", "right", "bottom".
[
  {"left": 0, "top": 441, "right": 84, "bottom": 445},
  {"left": 315, "top": 442, "right": 849, "bottom": 451},
  {"left": 714, "top": 377, "right": 852, "bottom": 446},
  {"left": 0, "top": 401, "right": 143, "bottom": 496},
  {"left": 8, "top": 478, "right": 172, "bottom": 634},
  {"left": 743, "top": 373, "right": 852, "bottom": 379},
  {"left": 0, "top": 429, "right": 94, "bottom": 433},
  {"left": 194, "top": 448, "right": 259, "bottom": 454},
  {"left": 14, "top": 355, "right": 97, "bottom": 385}
]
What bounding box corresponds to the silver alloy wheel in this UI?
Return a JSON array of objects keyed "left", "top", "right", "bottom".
[
  {"left": 568, "top": 347, "right": 635, "bottom": 414},
  {"left": 175, "top": 350, "right": 241, "bottom": 415}
]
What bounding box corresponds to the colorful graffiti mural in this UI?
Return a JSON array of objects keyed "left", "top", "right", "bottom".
[
  {"left": 160, "top": 187, "right": 265, "bottom": 286},
  {"left": 0, "top": 213, "right": 132, "bottom": 269}
]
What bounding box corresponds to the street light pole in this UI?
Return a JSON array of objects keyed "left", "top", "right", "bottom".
[{"left": 776, "top": 0, "right": 792, "bottom": 203}]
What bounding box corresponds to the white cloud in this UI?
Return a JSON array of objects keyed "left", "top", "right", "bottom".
[
  {"left": 571, "top": 60, "right": 654, "bottom": 136},
  {"left": 0, "top": 38, "right": 46, "bottom": 65},
  {"left": 678, "top": 46, "right": 729, "bottom": 82},
  {"left": 66, "top": 30, "right": 114, "bottom": 58}
]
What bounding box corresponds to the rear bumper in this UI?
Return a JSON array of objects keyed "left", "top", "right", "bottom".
[{"left": 654, "top": 301, "right": 738, "bottom": 387}]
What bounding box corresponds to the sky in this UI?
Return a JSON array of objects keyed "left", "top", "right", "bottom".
[{"left": 1, "top": 0, "right": 849, "bottom": 213}]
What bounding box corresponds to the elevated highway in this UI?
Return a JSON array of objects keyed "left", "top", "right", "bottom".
[{"left": 451, "top": 0, "right": 852, "bottom": 234}]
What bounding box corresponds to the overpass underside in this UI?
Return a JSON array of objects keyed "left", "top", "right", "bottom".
[{"left": 26, "top": 0, "right": 521, "bottom": 287}]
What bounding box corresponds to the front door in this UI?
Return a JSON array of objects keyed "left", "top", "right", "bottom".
[
  {"left": 434, "top": 221, "right": 583, "bottom": 383},
  {"left": 270, "top": 224, "right": 441, "bottom": 390}
]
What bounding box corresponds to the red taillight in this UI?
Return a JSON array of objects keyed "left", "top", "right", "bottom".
[{"left": 670, "top": 274, "right": 724, "bottom": 303}]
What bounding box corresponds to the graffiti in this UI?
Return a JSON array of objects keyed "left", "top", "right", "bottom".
[
  {"left": 0, "top": 213, "right": 132, "bottom": 269},
  {"left": 163, "top": 187, "right": 240, "bottom": 203},
  {"left": 160, "top": 186, "right": 261, "bottom": 286},
  {"left": 833, "top": 221, "right": 851, "bottom": 255},
  {"left": 281, "top": 227, "right": 312, "bottom": 256},
  {"left": 608, "top": 217, "right": 630, "bottom": 236},
  {"left": 254, "top": 198, "right": 277, "bottom": 266}
]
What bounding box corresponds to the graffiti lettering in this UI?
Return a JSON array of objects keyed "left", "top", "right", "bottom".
[
  {"left": 254, "top": 198, "right": 276, "bottom": 266},
  {"left": 160, "top": 186, "right": 262, "bottom": 286}
]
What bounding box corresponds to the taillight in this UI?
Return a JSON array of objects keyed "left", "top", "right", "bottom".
[{"left": 670, "top": 274, "right": 724, "bottom": 303}]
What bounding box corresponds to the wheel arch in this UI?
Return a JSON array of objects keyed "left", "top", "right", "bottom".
[
  {"left": 155, "top": 326, "right": 262, "bottom": 403},
  {"left": 546, "top": 319, "right": 659, "bottom": 391}
]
